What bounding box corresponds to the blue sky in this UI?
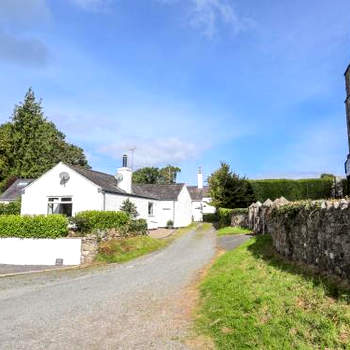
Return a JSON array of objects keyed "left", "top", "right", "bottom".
[{"left": 0, "top": 0, "right": 350, "bottom": 185}]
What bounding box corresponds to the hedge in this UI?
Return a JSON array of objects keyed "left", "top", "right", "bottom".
[
  {"left": 0, "top": 214, "right": 68, "bottom": 238},
  {"left": 72, "top": 211, "right": 130, "bottom": 233},
  {"left": 0, "top": 201, "right": 21, "bottom": 215},
  {"left": 249, "top": 178, "right": 334, "bottom": 202}
]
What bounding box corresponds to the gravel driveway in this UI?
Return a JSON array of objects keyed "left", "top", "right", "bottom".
[{"left": 0, "top": 226, "right": 216, "bottom": 350}]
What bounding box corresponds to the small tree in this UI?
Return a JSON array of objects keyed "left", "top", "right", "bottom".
[
  {"left": 120, "top": 199, "right": 139, "bottom": 218},
  {"left": 208, "top": 162, "right": 256, "bottom": 209}
]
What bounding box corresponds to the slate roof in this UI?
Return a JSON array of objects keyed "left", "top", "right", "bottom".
[
  {"left": 132, "top": 184, "right": 185, "bottom": 201},
  {"left": 187, "top": 186, "right": 210, "bottom": 201},
  {"left": 68, "top": 165, "right": 158, "bottom": 200},
  {"left": 0, "top": 179, "right": 34, "bottom": 202}
]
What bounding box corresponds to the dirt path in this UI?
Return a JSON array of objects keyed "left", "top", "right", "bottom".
[{"left": 0, "top": 226, "right": 216, "bottom": 350}]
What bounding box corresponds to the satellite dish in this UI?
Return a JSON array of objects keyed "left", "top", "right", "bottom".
[
  {"left": 115, "top": 173, "right": 123, "bottom": 182},
  {"left": 59, "top": 172, "right": 70, "bottom": 185}
]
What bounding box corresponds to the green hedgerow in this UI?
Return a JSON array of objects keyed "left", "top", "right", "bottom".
[{"left": 0, "top": 214, "right": 68, "bottom": 238}]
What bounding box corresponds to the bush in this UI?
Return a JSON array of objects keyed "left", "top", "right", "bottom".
[
  {"left": 217, "top": 208, "right": 234, "bottom": 227},
  {"left": 0, "top": 200, "right": 21, "bottom": 215},
  {"left": 128, "top": 219, "right": 148, "bottom": 235},
  {"left": 72, "top": 210, "right": 130, "bottom": 233},
  {"left": 203, "top": 213, "right": 218, "bottom": 223},
  {"left": 166, "top": 220, "right": 173, "bottom": 229},
  {"left": 0, "top": 214, "right": 68, "bottom": 238},
  {"left": 231, "top": 208, "right": 248, "bottom": 215},
  {"left": 249, "top": 178, "right": 334, "bottom": 202}
]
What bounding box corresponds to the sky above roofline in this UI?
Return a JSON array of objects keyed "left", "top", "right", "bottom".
[{"left": 0, "top": 0, "right": 350, "bottom": 185}]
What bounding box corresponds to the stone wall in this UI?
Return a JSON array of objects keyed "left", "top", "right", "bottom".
[
  {"left": 231, "top": 213, "right": 248, "bottom": 228},
  {"left": 248, "top": 198, "right": 350, "bottom": 281},
  {"left": 81, "top": 234, "right": 98, "bottom": 265}
]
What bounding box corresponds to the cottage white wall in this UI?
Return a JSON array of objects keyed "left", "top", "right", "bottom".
[
  {"left": 104, "top": 193, "right": 158, "bottom": 229},
  {"left": 202, "top": 197, "right": 216, "bottom": 214},
  {"left": 0, "top": 238, "right": 81, "bottom": 265},
  {"left": 174, "top": 186, "right": 192, "bottom": 227},
  {"left": 21, "top": 163, "right": 103, "bottom": 216},
  {"left": 192, "top": 201, "right": 203, "bottom": 222},
  {"left": 157, "top": 200, "right": 175, "bottom": 227}
]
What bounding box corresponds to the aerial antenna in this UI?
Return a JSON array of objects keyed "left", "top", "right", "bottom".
[{"left": 129, "top": 147, "right": 136, "bottom": 170}]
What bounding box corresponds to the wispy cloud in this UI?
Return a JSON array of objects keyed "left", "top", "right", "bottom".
[
  {"left": 99, "top": 137, "right": 202, "bottom": 167},
  {"left": 69, "top": 0, "right": 112, "bottom": 12},
  {"left": 0, "top": 30, "right": 49, "bottom": 67},
  {"left": 158, "top": 0, "right": 254, "bottom": 38}
]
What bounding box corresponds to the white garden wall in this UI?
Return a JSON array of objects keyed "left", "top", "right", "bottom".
[{"left": 0, "top": 238, "right": 81, "bottom": 266}]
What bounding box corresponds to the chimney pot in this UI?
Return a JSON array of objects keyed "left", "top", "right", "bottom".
[{"left": 122, "top": 154, "right": 128, "bottom": 168}]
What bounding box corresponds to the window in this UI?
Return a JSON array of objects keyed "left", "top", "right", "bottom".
[
  {"left": 148, "top": 202, "right": 154, "bottom": 216},
  {"left": 48, "top": 197, "right": 73, "bottom": 217}
]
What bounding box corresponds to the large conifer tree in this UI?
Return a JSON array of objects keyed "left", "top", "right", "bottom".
[{"left": 0, "top": 88, "right": 89, "bottom": 185}]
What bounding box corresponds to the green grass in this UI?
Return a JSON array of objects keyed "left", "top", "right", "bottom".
[
  {"left": 216, "top": 226, "right": 252, "bottom": 236},
  {"left": 197, "top": 235, "right": 350, "bottom": 349},
  {"left": 96, "top": 236, "right": 167, "bottom": 263},
  {"left": 95, "top": 222, "right": 201, "bottom": 264}
]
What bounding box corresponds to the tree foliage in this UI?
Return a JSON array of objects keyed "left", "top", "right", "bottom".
[
  {"left": 0, "top": 88, "right": 89, "bottom": 185},
  {"left": 208, "top": 162, "right": 255, "bottom": 209},
  {"left": 133, "top": 165, "right": 181, "bottom": 184}
]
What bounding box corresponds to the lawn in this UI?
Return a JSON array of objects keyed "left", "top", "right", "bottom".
[
  {"left": 96, "top": 223, "right": 201, "bottom": 264},
  {"left": 216, "top": 226, "right": 252, "bottom": 236},
  {"left": 197, "top": 235, "right": 350, "bottom": 349},
  {"left": 96, "top": 236, "right": 168, "bottom": 263}
]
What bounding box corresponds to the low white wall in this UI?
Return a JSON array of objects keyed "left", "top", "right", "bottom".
[{"left": 0, "top": 238, "right": 82, "bottom": 266}]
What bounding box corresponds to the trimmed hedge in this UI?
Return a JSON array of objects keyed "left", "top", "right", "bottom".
[
  {"left": 249, "top": 178, "right": 334, "bottom": 202},
  {"left": 203, "top": 213, "right": 218, "bottom": 223},
  {"left": 203, "top": 208, "right": 248, "bottom": 227},
  {"left": 0, "top": 214, "right": 68, "bottom": 238},
  {"left": 0, "top": 201, "right": 21, "bottom": 215},
  {"left": 72, "top": 211, "right": 130, "bottom": 233}
]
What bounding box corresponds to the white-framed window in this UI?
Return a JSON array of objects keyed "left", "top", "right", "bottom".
[
  {"left": 48, "top": 197, "right": 73, "bottom": 217},
  {"left": 148, "top": 202, "right": 154, "bottom": 217}
]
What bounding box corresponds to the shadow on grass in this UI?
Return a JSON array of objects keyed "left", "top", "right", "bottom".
[{"left": 247, "top": 235, "right": 350, "bottom": 302}]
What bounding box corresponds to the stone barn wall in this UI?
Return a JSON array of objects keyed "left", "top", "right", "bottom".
[{"left": 248, "top": 198, "right": 350, "bottom": 281}]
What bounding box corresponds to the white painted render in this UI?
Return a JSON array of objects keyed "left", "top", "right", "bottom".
[
  {"left": 116, "top": 167, "right": 132, "bottom": 193},
  {"left": 20, "top": 162, "right": 195, "bottom": 231},
  {"left": 21, "top": 163, "right": 103, "bottom": 216},
  {"left": 104, "top": 193, "right": 158, "bottom": 229},
  {"left": 192, "top": 201, "right": 203, "bottom": 222},
  {"left": 174, "top": 186, "right": 192, "bottom": 227},
  {"left": 0, "top": 238, "right": 81, "bottom": 265}
]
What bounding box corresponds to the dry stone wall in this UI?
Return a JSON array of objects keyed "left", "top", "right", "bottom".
[{"left": 248, "top": 198, "right": 350, "bottom": 281}]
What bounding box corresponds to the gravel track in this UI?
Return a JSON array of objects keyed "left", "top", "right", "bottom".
[{"left": 0, "top": 226, "right": 216, "bottom": 350}]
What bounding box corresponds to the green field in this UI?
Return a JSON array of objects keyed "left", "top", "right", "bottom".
[{"left": 197, "top": 235, "right": 350, "bottom": 349}]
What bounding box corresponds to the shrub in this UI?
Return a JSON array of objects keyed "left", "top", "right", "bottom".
[
  {"left": 217, "top": 208, "right": 234, "bottom": 227},
  {"left": 166, "top": 220, "right": 174, "bottom": 229},
  {"left": 0, "top": 200, "right": 21, "bottom": 215},
  {"left": 231, "top": 208, "right": 248, "bottom": 215},
  {"left": 128, "top": 219, "right": 148, "bottom": 235},
  {"left": 120, "top": 198, "right": 139, "bottom": 218},
  {"left": 72, "top": 210, "right": 130, "bottom": 233},
  {"left": 249, "top": 178, "right": 334, "bottom": 202},
  {"left": 0, "top": 214, "right": 68, "bottom": 238},
  {"left": 203, "top": 213, "right": 218, "bottom": 223}
]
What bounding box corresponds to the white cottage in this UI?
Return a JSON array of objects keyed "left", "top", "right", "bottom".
[
  {"left": 20, "top": 156, "right": 192, "bottom": 229},
  {"left": 188, "top": 168, "right": 216, "bottom": 222}
]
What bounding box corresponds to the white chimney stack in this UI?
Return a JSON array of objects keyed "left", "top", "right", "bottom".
[
  {"left": 197, "top": 167, "right": 203, "bottom": 189},
  {"left": 116, "top": 154, "right": 132, "bottom": 193}
]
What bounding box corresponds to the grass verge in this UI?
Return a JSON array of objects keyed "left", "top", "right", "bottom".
[
  {"left": 216, "top": 226, "right": 252, "bottom": 236},
  {"left": 197, "top": 235, "right": 350, "bottom": 349},
  {"left": 96, "top": 236, "right": 167, "bottom": 263},
  {"left": 96, "top": 222, "right": 201, "bottom": 264}
]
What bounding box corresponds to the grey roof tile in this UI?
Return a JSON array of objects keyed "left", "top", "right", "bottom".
[{"left": 187, "top": 186, "right": 210, "bottom": 201}]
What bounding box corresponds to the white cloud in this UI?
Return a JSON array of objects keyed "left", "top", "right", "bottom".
[
  {"left": 70, "top": 0, "right": 112, "bottom": 12},
  {"left": 98, "top": 137, "right": 202, "bottom": 168},
  {"left": 158, "top": 0, "right": 253, "bottom": 38}
]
